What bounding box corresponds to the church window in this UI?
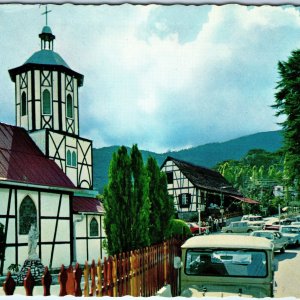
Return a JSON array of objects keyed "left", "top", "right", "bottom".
[
  {"left": 66, "top": 150, "right": 72, "bottom": 166},
  {"left": 66, "top": 94, "right": 73, "bottom": 119},
  {"left": 21, "top": 92, "right": 27, "bottom": 116},
  {"left": 72, "top": 151, "right": 77, "bottom": 167},
  {"left": 90, "top": 218, "right": 99, "bottom": 237},
  {"left": 42, "top": 89, "right": 51, "bottom": 115},
  {"left": 19, "top": 196, "right": 37, "bottom": 235}
]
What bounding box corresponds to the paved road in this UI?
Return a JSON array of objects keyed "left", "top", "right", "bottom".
[{"left": 274, "top": 247, "right": 300, "bottom": 298}]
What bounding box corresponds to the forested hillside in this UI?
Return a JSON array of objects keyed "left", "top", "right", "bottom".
[{"left": 93, "top": 130, "right": 283, "bottom": 192}]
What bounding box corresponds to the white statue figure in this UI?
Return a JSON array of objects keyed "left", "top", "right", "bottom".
[{"left": 28, "top": 224, "right": 39, "bottom": 260}]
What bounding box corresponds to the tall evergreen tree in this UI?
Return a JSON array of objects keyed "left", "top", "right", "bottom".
[
  {"left": 103, "top": 146, "right": 132, "bottom": 255},
  {"left": 146, "top": 157, "right": 174, "bottom": 244},
  {"left": 273, "top": 49, "right": 300, "bottom": 199},
  {"left": 130, "top": 145, "right": 150, "bottom": 249}
]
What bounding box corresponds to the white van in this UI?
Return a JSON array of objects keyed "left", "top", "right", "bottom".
[{"left": 177, "top": 235, "right": 278, "bottom": 298}]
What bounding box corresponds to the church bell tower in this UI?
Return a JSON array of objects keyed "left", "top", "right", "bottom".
[{"left": 8, "top": 8, "right": 93, "bottom": 190}]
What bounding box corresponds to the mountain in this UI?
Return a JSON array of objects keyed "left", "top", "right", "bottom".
[{"left": 93, "top": 130, "right": 283, "bottom": 193}]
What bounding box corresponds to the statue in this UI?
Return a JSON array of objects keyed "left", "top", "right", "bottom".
[
  {"left": 28, "top": 224, "right": 39, "bottom": 260},
  {"left": 17, "top": 223, "right": 44, "bottom": 284}
]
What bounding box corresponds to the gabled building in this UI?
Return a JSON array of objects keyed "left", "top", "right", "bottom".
[
  {"left": 0, "top": 20, "right": 106, "bottom": 274},
  {"left": 161, "top": 156, "right": 257, "bottom": 221}
]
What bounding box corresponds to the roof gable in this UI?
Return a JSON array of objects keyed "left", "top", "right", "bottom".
[
  {"left": 163, "top": 156, "right": 241, "bottom": 195},
  {"left": 0, "top": 122, "right": 75, "bottom": 189}
]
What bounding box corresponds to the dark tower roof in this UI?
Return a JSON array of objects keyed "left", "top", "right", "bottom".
[{"left": 8, "top": 25, "right": 83, "bottom": 86}]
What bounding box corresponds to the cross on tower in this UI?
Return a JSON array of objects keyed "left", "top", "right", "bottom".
[{"left": 42, "top": 5, "right": 52, "bottom": 26}]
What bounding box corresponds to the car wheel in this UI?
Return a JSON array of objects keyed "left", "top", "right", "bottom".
[
  {"left": 227, "top": 230, "right": 232, "bottom": 233},
  {"left": 296, "top": 240, "right": 300, "bottom": 248},
  {"left": 247, "top": 229, "right": 253, "bottom": 233},
  {"left": 280, "top": 246, "right": 285, "bottom": 253}
]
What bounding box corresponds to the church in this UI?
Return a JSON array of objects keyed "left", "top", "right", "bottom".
[{"left": 0, "top": 13, "right": 106, "bottom": 275}]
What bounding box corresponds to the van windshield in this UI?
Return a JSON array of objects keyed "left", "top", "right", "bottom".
[{"left": 185, "top": 249, "right": 267, "bottom": 278}]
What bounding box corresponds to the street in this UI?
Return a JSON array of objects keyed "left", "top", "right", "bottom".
[{"left": 274, "top": 247, "right": 300, "bottom": 298}]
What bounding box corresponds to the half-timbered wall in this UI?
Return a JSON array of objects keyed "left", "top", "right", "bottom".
[
  {"left": 30, "top": 130, "right": 93, "bottom": 189},
  {"left": 14, "top": 70, "right": 79, "bottom": 135},
  {"left": 162, "top": 159, "right": 225, "bottom": 220},
  {"left": 0, "top": 185, "right": 72, "bottom": 274},
  {"left": 75, "top": 214, "right": 107, "bottom": 263},
  {"left": 161, "top": 160, "right": 199, "bottom": 214}
]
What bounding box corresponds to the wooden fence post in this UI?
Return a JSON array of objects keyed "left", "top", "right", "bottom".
[
  {"left": 41, "top": 266, "right": 52, "bottom": 296},
  {"left": 83, "top": 261, "right": 89, "bottom": 297},
  {"left": 126, "top": 252, "right": 131, "bottom": 295},
  {"left": 58, "top": 264, "right": 67, "bottom": 296},
  {"left": 3, "top": 272, "right": 16, "bottom": 295},
  {"left": 112, "top": 255, "right": 117, "bottom": 297},
  {"left": 107, "top": 256, "right": 113, "bottom": 296},
  {"left": 103, "top": 257, "right": 107, "bottom": 296},
  {"left": 96, "top": 258, "right": 102, "bottom": 296},
  {"left": 66, "top": 265, "right": 75, "bottom": 295},
  {"left": 24, "top": 268, "right": 35, "bottom": 296},
  {"left": 129, "top": 251, "right": 134, "bottom": 296},
  {"left": 74, "top": 262, "right": 83, "bottom": 297},
  {"left": 90, "top": 259, "right": 96, "bottom": 296}
]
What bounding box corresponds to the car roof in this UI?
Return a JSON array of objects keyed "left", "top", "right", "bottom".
[
  {"left": 253, "top": 230, "right": 277, "bottom": 233},
  {"left": 181, "top": 234, "right": 273, "bottom": 250}
]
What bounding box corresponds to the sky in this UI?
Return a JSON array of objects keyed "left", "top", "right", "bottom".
[{"left": 0, "top": 4, "right": 299, "bottom": 153}]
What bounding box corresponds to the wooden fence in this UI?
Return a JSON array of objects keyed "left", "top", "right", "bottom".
[{"left": 2, "top": 238, "right": 183, "bottom": 297}]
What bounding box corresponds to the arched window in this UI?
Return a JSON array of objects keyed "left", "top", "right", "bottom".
[
  {"left": 72, "top": 151, "right": 77, "bottom": 167},
  {"left": 66, "top": 94, "right": 73, "bottom": 118},
  {"left": 90, "top": 218, "right": 99, "bottom": 237},
  {"left": 19, "top": 196, "right": 37, "bottom": 235},
  {"left": 42, "top": 89, "right": 51, "bottom": 115},
  {"left": 21, "top": 92, "right": 27, "bottom": 116},
  {"left": 66, "top": 150, "right": 72, "bottom": 166}
]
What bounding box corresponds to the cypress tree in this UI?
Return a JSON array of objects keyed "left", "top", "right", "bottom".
[
  {"left": 103, "top": 146, "right": 132, "bottom": 255},
  {"left": 130, "top": 145, "right": 150, "bottom": 248},
  {"left": 147, "top": 157, "right": 174, "bottom": 244}
]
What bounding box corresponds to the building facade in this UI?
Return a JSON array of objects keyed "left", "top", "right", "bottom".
[
  {"left": 0, "top": 21, "right": 106, "bottom": 274},
  {"left": 160, "top": 156, "right": 251, "bottom": 221}
]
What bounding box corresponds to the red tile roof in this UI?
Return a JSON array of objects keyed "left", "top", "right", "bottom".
[
  {"left": 231, "top": 195, "right": 259, "bottom": 204},
  {"left": 73, "top": 196, "right": 104, "bottom": 213},
  {"left": 0, "top": 122, "right": 75, "bottom": 189}
]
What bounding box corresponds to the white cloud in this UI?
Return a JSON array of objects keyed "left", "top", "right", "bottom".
[{"left": 1, "top": 4, "right": 300, "bottom": 152}]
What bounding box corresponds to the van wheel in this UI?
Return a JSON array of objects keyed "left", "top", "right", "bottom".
[{"left": 280, "top": 246, "right": 285, "bottom": 253}]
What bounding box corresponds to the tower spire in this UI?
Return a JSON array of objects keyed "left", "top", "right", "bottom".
[
  {"left": 39, "top": 5, "right": 55, "bottom": 51},
  {"left": 42, "top": 5, "right": 52, "bottom": 26}
]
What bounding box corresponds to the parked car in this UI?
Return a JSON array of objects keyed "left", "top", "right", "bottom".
[
  {"left": 241, "top": 215, "right": 265, "bottom": 227},
  {"left": 250, "top": 230, "right": 288, "bottom": 253},
  {"left": 279, "top": 225, "right": 300, "bottom": 247},
  {"left": 263, "top": 218, "right": 292, "bottom": 231},
  {"left": 221, "top": 221, "right": 262, "bottom": 233},
  {"left": 186, "top": 222, "right": 209, "bottom": 235}
]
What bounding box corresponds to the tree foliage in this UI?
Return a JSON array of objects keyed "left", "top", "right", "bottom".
[
  {"left": 169, "top": 219, "right": 192, "bottom": 238},
  {"left": 130, "top": 145, "right": 150, "bottom": 249},
  {"left": 104, "top": 145, "right": 174, "bottom": 255},
  {"left": 272, "top": 49, "right": 300, "bottom": 197},
  {"left": 103, "top": 146, "right": 132, "bottom": 255},
  {"left": 146, "top": 157, "right": 174, "bottom": 244},
  {"left": 216, "top": 149, "right": 286, "bottom": 215}
]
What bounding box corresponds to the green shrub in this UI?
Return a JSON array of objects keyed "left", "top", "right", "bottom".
[{"left": 169, "top": 219, "right": 192, "bottom": 238}]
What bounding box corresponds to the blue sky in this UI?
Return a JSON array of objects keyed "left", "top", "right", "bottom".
[{"left": 0, "top": 4, "right": 299, "bottom": 152}]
